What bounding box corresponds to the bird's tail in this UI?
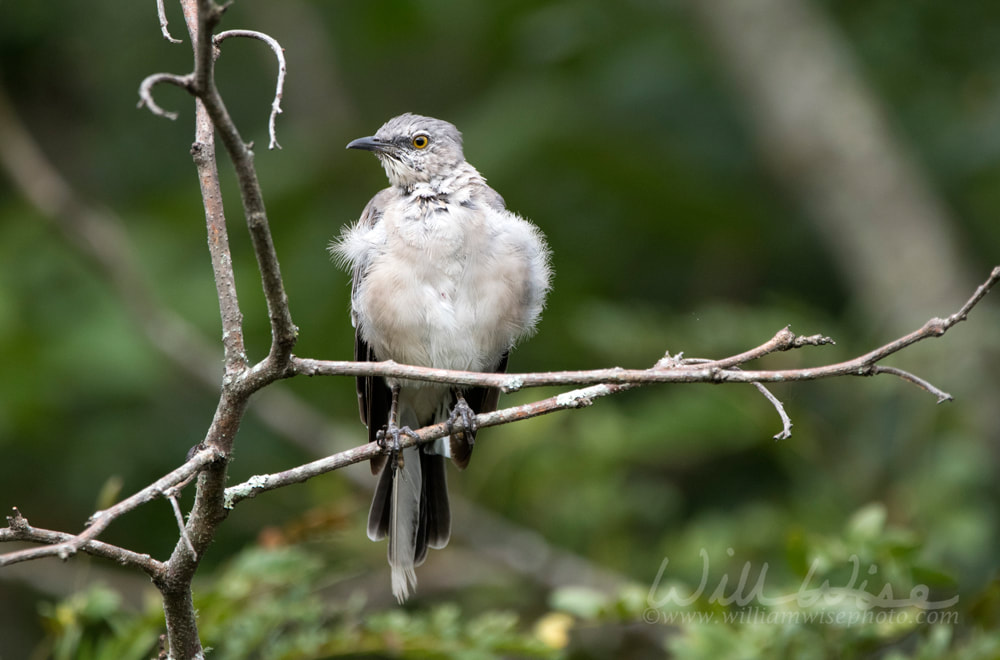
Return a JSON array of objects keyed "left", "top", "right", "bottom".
[
  {"left": 388, "top": 446, "right": 420, "bottom": 602},
  {"left": 368, "top": 440, "right": 451, "bottom": 602}
]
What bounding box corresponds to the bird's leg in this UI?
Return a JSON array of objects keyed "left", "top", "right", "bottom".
[
  {"left": 446, "top": 391, "right": 478, "bottom": 445},
  {"left": 376, "top": 382, "right": 419, "bottom": 469}
]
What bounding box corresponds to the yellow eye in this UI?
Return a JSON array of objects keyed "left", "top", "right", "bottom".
[{"left": 412, "top": 134, "right": 430, "bottom": 149}]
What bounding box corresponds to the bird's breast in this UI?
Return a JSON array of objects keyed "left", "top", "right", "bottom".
[{"left": 356, "top": 205, "right": 526, "bottom": 374}]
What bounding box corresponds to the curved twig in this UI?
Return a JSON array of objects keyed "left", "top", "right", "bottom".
[
  {"left": 214, "top": 29, "right": 286, "bottom": 150},
  {"left": 870, "top": 365, "right": 953, "bottom": 403},
  {"left": 753, "top": 382, "right": 794, "bottom": 439},
  {"left": 137, "top": 72, "right": 194, "bottom": 120},
  {"left": 156, "top": 0, "right": 183, "bottom": 44}
]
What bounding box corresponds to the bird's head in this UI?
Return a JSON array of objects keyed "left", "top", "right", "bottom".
[{"left": 347, "top": 113, "right": 466, "bottom": 191}]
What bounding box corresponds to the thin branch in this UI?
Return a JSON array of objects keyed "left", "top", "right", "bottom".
[
  {"left": 156, "top": 0, "right": 183, "bottom": 44},
  {"left": 165, "top": 490, "right": 197, "bottom": 559},
  {"left": 753, "top": 382, "right": 793, "bottom": 439},
  {"left": 678, "top": 356, "right": 794, "bottom": 438},
  {"left": 290, "top": 265, "right": 999, "bottom": 397},
  {"left": 232, "top": 261, "right": 1000, "bottom": 505},
  {"left": 190, "top": 88, "right": 248, "bottom": 372},
  {"left": 701, "top": 326, "right": 835, "bottom": 370},
  {"left": 137, "top": 1, "right": 296, "bottom": 371},
  {"left": 214, "top": 29, "right": 286, "bottom": 150},
  {"left": 137, "top": 72, "right": 194, "bottom": 120},
  {"left": 190, "top": 0, "right": 297, "bottom": 367},
  {"left": 162, "top": 9, "right": 259, "bottom": 643},
  {"left": 0, "top": 447, "right": 219, "bottom": 568},
  {"left": 870, "top": 365, "right": 953, "bottom": 404},
  {"left": 1, "top": 508, "right": 165, "bottom": 578},
  {"left": 224, "top": 381, "right": 627, "bottom": 507}
]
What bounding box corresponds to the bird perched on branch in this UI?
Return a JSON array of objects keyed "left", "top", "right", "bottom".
[{"left": 331, "top": 113, "right": 551, "bottom": 602}]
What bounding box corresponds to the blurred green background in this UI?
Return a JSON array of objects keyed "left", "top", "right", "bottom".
[{"left": 1, "top": 0, "right": 999, "bottom": 658}]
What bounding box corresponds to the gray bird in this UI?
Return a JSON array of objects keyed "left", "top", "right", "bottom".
[{"left": 331, "top": 113, "right": 551, "bottom": 602}]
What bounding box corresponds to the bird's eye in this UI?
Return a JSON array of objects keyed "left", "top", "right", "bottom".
[{"left": 412, "top": 134, "right": 430, "bottom": 149}]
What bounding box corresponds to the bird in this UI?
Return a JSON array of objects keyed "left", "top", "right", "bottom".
[{"left": 331, "top": 113, "right": 551, "bottom": 602}]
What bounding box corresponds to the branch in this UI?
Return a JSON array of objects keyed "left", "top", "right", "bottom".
[
  {"left": 188, "top": 60, "right": 247, "bottom": 372},
  {"left": 700, "top": 326, "right": 834, "bottom": 370},
  {"left": 0, "top": 447, "right": 219, "bottom": 569},
  {"left": 226, "top": 261, "right": 1000, "bottom": 509},
  {"left": 137, "top": 72, "right": 194, "bottom": 120},
  {"left": 214, "top": 29, "right": 286, "bottom": 150},
  {"left": 225, "top": 382, "right": 628, "bottom": 507},
  {"left": 156, "top": 0, "right": 183, "bottom": 44},
  {"left": 136, "top": 2, "right": 297, "bottom": 368},
  {"left": 1, "top": 508, "right": 165, "bottom": 579},
  {"left": 189, "top": 0, "right": 297, "bottom": 366},
  {"left": 289, "top": 262, "right": 999, "bottom": 395},
  {"left": 754, "top": 382, "right": 794, "bottom": 439},
  {"left": 869, "top": 365, "right": 952, "bottom": 404}
]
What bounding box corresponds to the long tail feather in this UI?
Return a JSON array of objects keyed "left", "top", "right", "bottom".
[
  {"left": 388, "top": 445, "right": 421, "bottom": 602},
  {"left": 421, "top": 452, "right": 451, "bottom": 551}
]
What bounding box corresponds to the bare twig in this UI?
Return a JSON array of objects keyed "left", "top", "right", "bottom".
[
  {"left": 164, "top": 490, "right": 197, "bottom": 559},
  {"left": 188, "top": 0, "right": 297, "bottom": 367},
  {"left": 870, "top": 365, "right": 953, "bottom": 404},
  {"left": 137, "top": 72, "right": 194, "bottom": 120},
  {"left": 225, "top": 382, "right": 630, "bottom": 507},
  {"left": 0, "top": 448, "right": 219, "bottom": 569},
  {"left": 214, "top": 29, "right": 286, "bottom": 149},
  {"left": 753, "top": 382, "right": 794, "bottom": 439},
  {"left": 192, "top": 116, "right": 248, "bottom": 372},
  {"left": 156, "top": 0, "right": 183, "bottom": 44},
  {"left": 230, "top": 261, "right": 1000, "bottom": 504},
  {"left": 136, "top": 1, "right": 296, "bottom": 368},
  {"left": 2, "top": 508, "right": 165, "bottom": 578},
  {"left": 678, "top": 356, "right": 794, "bottom": 438},
  {"left": 287, "top": 261, "right": 998, "bottom": 397},
  {"left": 700, "top": 326, "right": 835, "bottom": 370}
]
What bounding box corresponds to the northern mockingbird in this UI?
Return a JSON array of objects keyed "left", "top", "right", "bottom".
[{"left": 331, "top": 113, "right": 551, "bottom": 602}]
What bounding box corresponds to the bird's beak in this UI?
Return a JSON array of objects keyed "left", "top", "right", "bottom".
[{"left": 346, "top": 136, "right": 388, "bottom": 153}]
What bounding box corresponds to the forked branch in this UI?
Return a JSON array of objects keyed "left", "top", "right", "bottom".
[
  {"left": 229, "top": 265, "right": 999, "bottom": 504},
  {"left": 290, "top": 265, "right": 1000, "bottom": 396}
]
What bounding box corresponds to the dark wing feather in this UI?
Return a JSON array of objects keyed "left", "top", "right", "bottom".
[
  {"left": 356, "top": 332, "right": 390, "bottom": 475},
  {"left": 419, "top": 452, "right": 451, "bottom": 554},
  {"left": 349, "top": 190, "right": 393, "bottom": 476}
]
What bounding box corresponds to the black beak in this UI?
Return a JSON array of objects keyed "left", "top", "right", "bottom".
[{"left": 346, "top": 136, "right": 387, "bottom": 152}]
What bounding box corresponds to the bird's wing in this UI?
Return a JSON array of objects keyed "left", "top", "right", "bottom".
[
  {"left": 351, "top": 189, "right": 393, "bottom": 476},
  {"left": 356, "top": 331, "right": 390, "bottom": 475}
]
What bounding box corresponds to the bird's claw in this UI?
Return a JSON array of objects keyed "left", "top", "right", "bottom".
[
  {"left": 446, "top": 396, "right": 478, "bottom": 445},
  {"left": 376, "top": 422, "right": 419, "bottom": 468}
]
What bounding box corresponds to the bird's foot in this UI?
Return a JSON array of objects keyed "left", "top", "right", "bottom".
[
  {"left": 446, "top": 396, "right": 478, "bottom": 445},
  {"left": 376, "top": 421, "right": 419, "bottom": 468}
]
